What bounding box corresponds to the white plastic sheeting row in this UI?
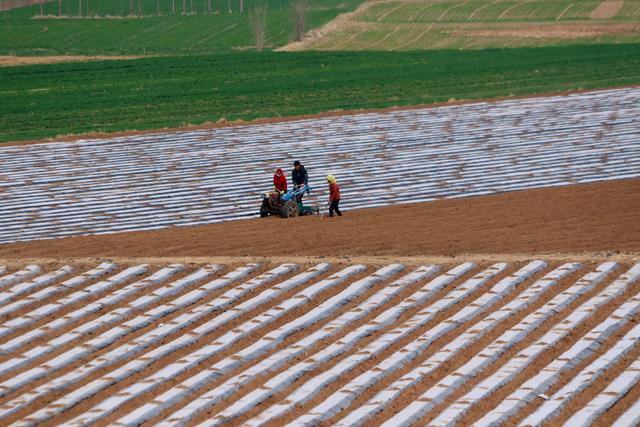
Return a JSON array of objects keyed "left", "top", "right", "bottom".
[
  {"left": 1, "top": 261, "right": 640, "bottom": 427},
  {"left": 1, "top": 88, "right": 639, "bottom": 243}
]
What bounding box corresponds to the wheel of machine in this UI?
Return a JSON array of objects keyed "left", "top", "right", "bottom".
[
  {"left": 281, "top": 200, "right": 299, "bottom": 218},
  {"left": 260, "top": 199, "right": 270, "bottom": 218}
]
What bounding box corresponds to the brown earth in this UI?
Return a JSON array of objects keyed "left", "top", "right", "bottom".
[
  {"left": 590, "top": 0, "right": 625, "bottom": 19},
  {"left": 1, "top": 178, "right": 638, "bottom": 261},
  {"left": 0, "top": 55, "right": 143, "bottom": 67},
  {"left": 280, "top": 0, "right": 640, "bottom": 51},
  {"left": 455, "top": 21, "right": 640, "bottom": 39}
]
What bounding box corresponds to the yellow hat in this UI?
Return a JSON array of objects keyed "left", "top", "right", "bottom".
[{"left": 326, "top": 175, "right": 336, "bottom": 183}]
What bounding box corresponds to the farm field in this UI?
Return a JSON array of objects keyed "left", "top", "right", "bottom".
[
  {"left": 0, "top": 0, "right": 364, "bottom": 55},
  {"left": 286, "top": 0, "right": 640, "bottom": 50},
  {"left": 0, "top": 259, "right": 639, "bottom": 426},
  {"left": 2, "top": 44, "right": 640, "bottom": 142},
  {"left": 1, "top": 87, "right": 639, "bottom": 244},
  {"left": 2, "top": 3, "right": 639, "bottom": 423},
  {"left": 1, "top": 176, "right": 638, "bottom": 259}
]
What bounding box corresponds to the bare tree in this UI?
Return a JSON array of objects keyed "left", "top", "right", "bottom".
[
  {"left": 156, "top": 0, "right": 160, "bottom": 15},
  {"left": 190, "top": 0, "right": 193, "bottom": 14},
  {"left": 227, "top": 0, "right": 230, "bottom": 13},
  {"left": 172, "top": 0, "right": 175, "bottom": 14},
  {"left": 57, "top": 0, "right": 61, "bottom": 16},
  {"left": 129, "top": 0, "right": 134, "bottom": 15},
  {"left": 182, "top": 0, "right": 186, "bottom": 14},
  {"left": 292, "top": 0, "right": 307, "bottom": 42},
  {"left": 78, "top": 0, "right": 81, "bottom": 16},
  {"left": 239, "top": 0, "right": 243, "bottom": 13},
  {"left": 207, "top": 0, "right": 211, "bottom": 13},
  {"left": 39, "top": 0, "right": 43, "bottom": 16},
  {"left": 137, "top": 0, "right": 141, "bottom": 16},
  {"left": 249, "top": 3, "right": 267, "bottom": 50}
]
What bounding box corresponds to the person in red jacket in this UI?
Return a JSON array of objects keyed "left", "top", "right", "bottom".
[
  {"left": 273, "top": 168, "right": 287, "bottom": 194},
  {"left": 326, "top": 175, "right": 342, "bottom": 217}
]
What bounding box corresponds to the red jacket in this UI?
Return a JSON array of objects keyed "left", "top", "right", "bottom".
[
  {"left": 273, "top": 169, "right": 287, "bottom": 192},
  {"left": 329, "top": 182, "right": 340, "bottom": 202}
]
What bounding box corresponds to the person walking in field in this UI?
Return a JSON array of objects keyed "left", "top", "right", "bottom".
[
  {"left": 326, "top": 175, "right": 342, "bottom": 217},
  {"left": 273, "top": 168, "right": 287, "bottom": 194}
]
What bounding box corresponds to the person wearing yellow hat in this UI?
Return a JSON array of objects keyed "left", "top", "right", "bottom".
[{"left": 326, "top": 175, "right": 342, "bottom": 217}]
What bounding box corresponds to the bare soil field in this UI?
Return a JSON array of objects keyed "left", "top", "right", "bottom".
[
  {"left": 1, "top": 178, "right": 638, "bottom": 260},
  {"left": 0, "top": 55, "right": 142, "bottom": 66},
  {"left": 591, "top": 0, "right": 625, "bottom": 19},
  {"left": 282, "top": 0, "right": 640, "bottom": 51}
]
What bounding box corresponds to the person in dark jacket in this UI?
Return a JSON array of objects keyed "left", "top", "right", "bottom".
[
  {"left": 326, "top": 175, "right": 342, "bottom": 217},
  {"left": 291, "top": 160, "right": 309, "bottom": 201},
  {"left": 291, "top": 161, "right": 308, "bottom": 187},
  {"left": 273, "top": 168, "right": 287, "bottom": 194}
]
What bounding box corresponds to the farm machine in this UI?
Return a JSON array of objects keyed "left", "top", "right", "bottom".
[{"left": 260, "top": 184, "right": 319, "bottom": 218}]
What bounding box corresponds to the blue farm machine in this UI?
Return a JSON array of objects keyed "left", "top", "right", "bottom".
[{"left": 260, "top": 185, "right": 319, "bottom": 218}]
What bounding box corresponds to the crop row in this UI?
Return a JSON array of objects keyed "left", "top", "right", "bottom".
[
  {"left": 0, "top": 260, "right": 638, "bottom": 425},
  {"left": 0, "top": 87, "right": 639, "bottom": 244}
]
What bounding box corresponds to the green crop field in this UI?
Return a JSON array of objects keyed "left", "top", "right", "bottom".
[
  {"left": 1, "top": 43, "right": 640, "bottom": 142},
  {"left": 0, "top": 0, "right": 364, "bottom": 55},
  {"left": 288, "top": 0, "right": 640, "bottom": 51}
]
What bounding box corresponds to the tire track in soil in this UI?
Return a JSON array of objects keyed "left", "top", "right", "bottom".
[
  {"left": 415, "top": 263, "right": 635, "bottom": 425},
  {"left": 144, "top": 263, "right": 460, "bottom": 426},
  {"left": 38, "top": 266, "right": 373, "bottom": 426},
  {"left": 240, "top": 263, "right": 517, "bottom": 426},
  {"left": 175, "top": 263, "right": 481, "bottom": 426}
]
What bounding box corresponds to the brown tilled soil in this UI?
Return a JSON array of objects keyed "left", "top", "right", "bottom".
[
  {"left": 1, "top": 178, "right": 638, "bottom": 260},
  {"left": 455, "top": 21, "right": 640, "bottom": 39},
  {"left": 280, "top": 0, "right": 638, "bottom": 51},
  {"left": 590, "top": 0, "right": 625, "bottom": 19},
  {"left": 0, "top": 55, "right": 143, "bottom": 67}
]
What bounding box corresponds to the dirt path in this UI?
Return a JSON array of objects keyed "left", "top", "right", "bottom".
[
  {"left": 277, "top": 0, "right": 379, "bottom": 52},
  {"left": 1, "top": 178, "right": 637, "bottom": 260},
  {"left": 0, "top": 55, "right": 143, "bottom": 67},
  {"left": 590, "top": 0, "right": 625, "bottom": 19}
]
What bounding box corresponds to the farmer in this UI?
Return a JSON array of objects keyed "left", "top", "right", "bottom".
[
  {"left": 291, "top": 160, "right": 309, "bottom": 201},
  {"left": 292, "top": 160, "right": 308, "bottom": 187},
  {"left": 273, "top": 168, "right": 287, "bottom": 194},
  {"left": 326, "top": 175, "right": 342, "bottom": 217}
]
